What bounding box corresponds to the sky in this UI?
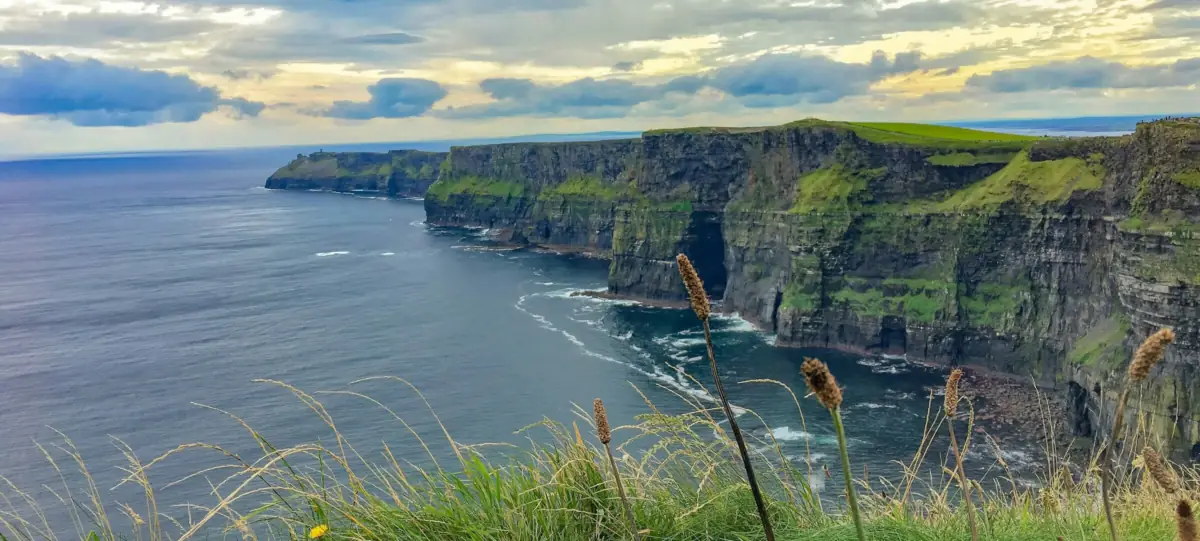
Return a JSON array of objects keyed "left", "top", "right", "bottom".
[{"left": 0, "top": 0, "right": 1197, "bottom": 154}]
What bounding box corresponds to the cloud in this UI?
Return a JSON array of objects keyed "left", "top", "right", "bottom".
[
  {"left": 222, "top": 69, "right": 276, "bottom": 81},
  {"left": 0, "top": 11, "right": 216, "bottom": 48},
  {"left": 966, "top": 56, "right": 1200, "bottom": 92},
  {"left": 340, "top": 32, "right": 425, "bottom": 45},
  {"left": 438, "top": 50, "right": 922, "bottom": 118},
  {"left": 443, "top": 77, "right": 669, "bottom": 119},
  {"left": 611, "top": 61, "right": 642, "bottom": 72},
  {"left": 322, "top": 78, "right": 448, "bottom": 119},
  {"left": 703, "top": 51, "right": 921, "bottom": 106},
  {"left": 0, "top": 53, "right": 263, "bottom": 127}
]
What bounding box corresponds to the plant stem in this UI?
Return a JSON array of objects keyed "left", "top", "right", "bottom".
[
  {"left": 602, "top": 442, "right": 640, "bottom": 541},
  {"left": 702, "top": 319, "right": 775, "bottom": 541},
  {"left": 830, "top": 407, "right": 866, "bottom": 541},
  {"left": 1101, "top": 387, "right": 1131, "bottom": 541},
  {"left": 947, "top": 415, "right": 979, "bottom": 541}
]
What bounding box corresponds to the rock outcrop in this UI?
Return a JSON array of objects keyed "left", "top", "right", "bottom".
[
  {"left": 420, "top": 118, "right": 1200, "bottom": 454},
  {"left": 266, "top": 150, "right": 446, "bottom": 198}
]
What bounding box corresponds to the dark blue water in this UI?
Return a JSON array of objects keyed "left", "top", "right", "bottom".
[{"left": 0, "top": 151, "right": 1040, "bottom": 533}]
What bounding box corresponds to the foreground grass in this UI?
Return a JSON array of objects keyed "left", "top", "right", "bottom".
[{"left": 0, "top": 372, "right": 1189, "bottom": 541}]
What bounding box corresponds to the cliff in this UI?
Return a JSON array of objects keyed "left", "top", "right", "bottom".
[
  {"left": 423, "top": 118, "right": 1200, "bottom": 455},
  {"left": 266, "top": 150, "right": 446, "bottom": 198}
]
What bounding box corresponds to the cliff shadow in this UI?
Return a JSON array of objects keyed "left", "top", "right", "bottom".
[{"left": 682, "top": 211, "right": 727, "bottom": 299}]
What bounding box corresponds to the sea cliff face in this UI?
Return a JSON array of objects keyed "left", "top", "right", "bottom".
[
  {"left": 419, "top": 118, "right": 1200, "bottom": 454},
  {"left": 266, "top": 150, "right": 446, "bottom": 197}
]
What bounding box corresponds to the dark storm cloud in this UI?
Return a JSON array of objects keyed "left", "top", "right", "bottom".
[
  {"left": 322, "top": 78, "right": 448, "bottom": 119},
  {"left": 966, "top": 56, "right": 1200, "bottom": 92},
  {"left": 0, "top": 54, "right": 263, "bottom": 127}
]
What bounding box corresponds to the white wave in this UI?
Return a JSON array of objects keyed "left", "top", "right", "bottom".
[
  {"left": 403, "top": 197, "right": 425, "bottom": 201},
  {"left": 710, "top": 312, "right": 760, "bottom": 333},
  {"left": 787, "top": 453, "right": 829, "bottom": 465},
  {"left": 668, "top": 350, "right": 703, "bottom": 363},
  {"left": 854, "top": 402, "right": 899, "bottom": 410},
  {"left": 670, "top": 338, "right": 708, "bottom": 348},
  {"left": 409, "top": 220, "right": 427, "bottom": 227},
  {"left": 380, "top": 252, "right": 395, "bottom": 256},
  {"left": 630, "top": 344, "right": 644, "bottom": 352},
  {"left": 856, "top": 357, "right": 887, "bottom": 367},
  {"left": 770, "top": 427, "right": 813, "bottom": 442},
  {"left": 615, "top": 331, "right": 633, "bottom": 341},
  {"left": 881, "top": 353, "right": 908, "bottom": 361},
  {"left": 544, "top": 287, "right": 640, "bottom": 305},
  {"left": 885, "top": 390, "right": 917, "bottom": 400},
  {"left": 872, "top": 365, "right": 910, "bottom": 374},
  {"left": 536, "top": 282, "right": 556, "bottom": 286},
  {"left": 568, "top": 316, "right": 604, "bottom": 328},
  {"left": 315, "top": 251, "right": 350, "bottom": 257},
  {"left": 514, "top": 292, "right": 740, "bottom": 414}
]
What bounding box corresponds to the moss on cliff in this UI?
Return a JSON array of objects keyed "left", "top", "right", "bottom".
[
  {"left": 427, "top": 175, "right": 526, "bottom": 201},
  {"left": 926, "top": 151, "right": 1019, "bottom": 166},
  {"left": 917, "top": 151, "right": 1104, "bottom": 211},
  {"left": 536, "top": 175, "right": 632, "bottom": 201},
  {"left": 830, "top": 276, "right": 957, "bottom": 324},
  {"left": 1068, "top": 314, "right": 1130, "bottom": 369},
  {"left": 789, "top": 164, "right": 886, "bottom": 214}
]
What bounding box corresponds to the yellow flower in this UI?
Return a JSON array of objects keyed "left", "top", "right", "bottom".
[{"left": 309, "top": 524, "right": 329, "bottom": 539}]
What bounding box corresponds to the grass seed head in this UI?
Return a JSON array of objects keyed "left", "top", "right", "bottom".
[
  {"left": 676, "top": 254, "right": 710, "bottom": 320},
  {"left": 944, "top": 369, "right": 963, "bottom": 415},
  {"left": 593, "top": 398, "right": 612, "bottom": 445},
  {"left": 1143, "top": 447, "right": 1180, "bottom": 494},
  {"left": 801, "top": 357, "right": 843, "bottom": 409},
  {"left": 1179, "top": 499, "right": 1197, "bottom": 541},
  {"left": 1130, "top": 328, "right": 1175, "bottom": 382}
]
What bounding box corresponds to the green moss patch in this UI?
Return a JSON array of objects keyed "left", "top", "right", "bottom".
[
  {"left": 537, "top": 175, "right": 630, "bottom": 201},
  {"left": 1068, "top": 315, "right": 1130, "bottom": 369},
  {"left": 925, "top": 151, "right": 1104, "bottom": 210},
  {"left": 829, "top": 277, "right": 956, "bottom": 324},
  {"left": 926, "top": 152, "right": 1018, "bottom": 167},
  {"left": 960, "top": 282, "right": 1028, "bottom": 330},
  {"left": 789, "top": 164, "right": 885, "bottom": 214},
  {"left": 1173, "top": 169, "right": 1200, "bottom": 189},
  {"left": 427, "top": 175, "right": 526, "bottom": 201}
]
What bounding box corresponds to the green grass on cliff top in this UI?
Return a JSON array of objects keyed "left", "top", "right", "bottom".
[
  {"left": 645, "top": 119, "right": 1037, "bottom": 150},
  {"left": 846, "top": 122, "right": 1038, "bottom": 142}
]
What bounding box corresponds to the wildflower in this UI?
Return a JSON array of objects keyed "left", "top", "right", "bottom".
[{"left": 309, "top": 524, "right": 329, "bottom": 539}]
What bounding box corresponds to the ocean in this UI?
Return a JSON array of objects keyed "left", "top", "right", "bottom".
[{"left": 0, "top": 145, "right": 1046, "bottom": 533}]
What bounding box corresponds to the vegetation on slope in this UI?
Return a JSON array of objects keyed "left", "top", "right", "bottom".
[
  {"left": 426, "top": 175, "right": 526, "bottom": 201},
  {"left": 0, "top": 317, "right": 1189, "bottom": 541},
  {"left": 909, "top": 151, "right": 1105, "bottom": 211}
]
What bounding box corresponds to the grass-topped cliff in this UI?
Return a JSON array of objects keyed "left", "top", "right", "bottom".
[
  {"left": 266, "top": 150, "right": 446, "bottom": 198},
  {"left": 417, "top": 116, "right": 1200, "bottom": 455}
]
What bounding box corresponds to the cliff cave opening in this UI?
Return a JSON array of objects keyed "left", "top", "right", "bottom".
[
  {"left": 682, "top": 211, "right": 727, "bottom": 299},
  {"left": 1067, "top": 381, "right": 1093, "bottom": 438},
  {"left": 878, "top": 316, "right": 907, "bottom": 355}
]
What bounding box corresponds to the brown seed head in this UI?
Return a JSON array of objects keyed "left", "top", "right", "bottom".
[
  {"left": 801, "top": 357, "right": 843, "bottom": 409},
  {"left": 593, "top": 398, "right": 611, "bottom": 445},
  {"left": 1130, "top": 328, "right": 1175, "bottom": 382},
  {"left": 944, "top": 369, "right": 963, "bottom": 416},
  {"left": 1179, "top": 499, "right": 1197, "bottom": 541},
  {"left": 1143, "top": 446, "right": 1180, "bottom": 494},
  {"left": 676, "top": 254, "right": 710, "bottom": 321}
]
